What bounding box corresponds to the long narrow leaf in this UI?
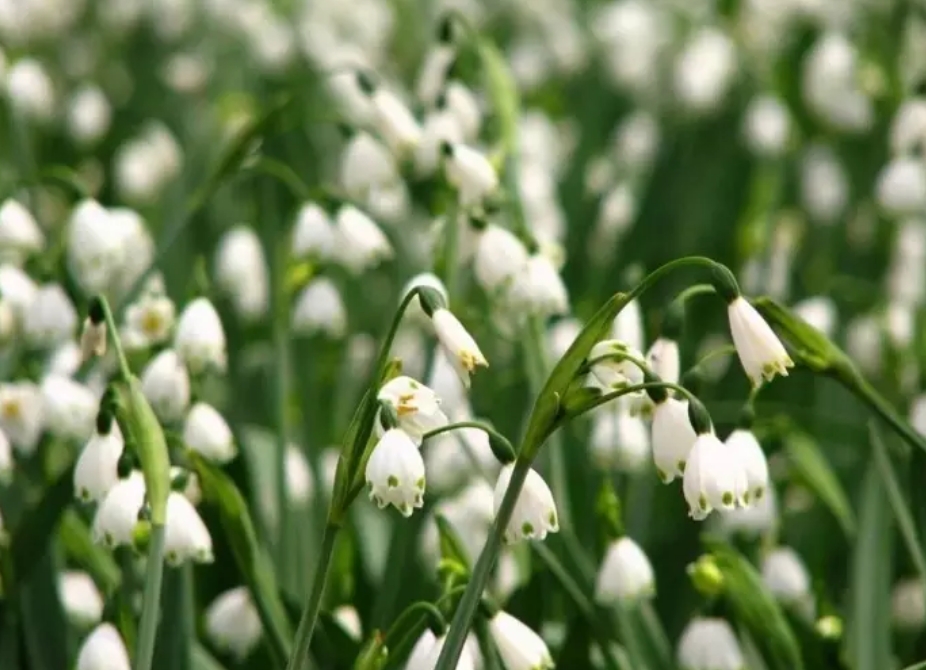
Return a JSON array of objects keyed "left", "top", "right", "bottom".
[{"left": 784, "top": 433, "right": 856, "bottom": 538}]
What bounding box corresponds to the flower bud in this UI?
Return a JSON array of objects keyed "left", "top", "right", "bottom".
[
  {"left": 164, "top": 491, "right": 213, "bottom": 565},
  {"left": 175, "top": 297, "right": 227, "bottom": 374},
  {"left": 489, "top": 611, "right": 554, "bottom": 670},
  {"left": 595, "top": 536, "right": 655, "bottom": 603},
  {"left": 676, "top": 617, "right": 744, "bottom": 670},
  {"left": 292, "top": 278, "right": 347, "bottom": 338},
  {"left": 76, "top": 623, "right": 130, "bottom": 670},
  {"left": 59, "top": 571, "right": 104, "bottom": 628},
  {"left": 205, "top": 586, "right": 263, "bottom": 659},
  {"left": 495, "top": 464, "right": 558, "bottom": 545},
  {"left": 74, "top": 425, "right": 125, "bottom": 502},
  {"left": 140, "top": 349, "right": 191, "bottom": 423},
  {"left": 0, "top": 198, "right": 44, "bottom": 264},
  {"left": 183, "top": 402, "right": 236, "bottom": 464},
  {"left": 92, "top": 471, "right": 146, "bottom": 548}
]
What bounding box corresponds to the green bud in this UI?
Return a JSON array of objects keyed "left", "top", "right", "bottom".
[
  {"left": 686, "top": 397, "right": 713, "bottom": 435},
  {"left": 378, "top": 401, "right": 400, "bottom": 430},
  {"left": 643, "top": 369, "right": 668, "bottom": 405},
  {"left": 354, "top": 632, "right": 388, "bottom": 670},
  {"left": 356, "top": 71, "right": 376, "bottom": 95},
  {"left": 487, "top": 432, "right": 516, "bottom": 465},
  {"left": 88, "top": 296, "right": 106, "bottom": 325},
  {"left": 133, "top": 520, "right": 152, "bottom": 553},
  {"left": 737, "top": 404, "right": 756, "bottom": 430},
  {"left": 710, "top": 263, "right": 740, "bottom": 303},
  {"left": 117, "top": 451, "right": 134, "bottom": 479},
  {"left": 171, "top": 469, "right": 191, "bottom": 492},
  {"left": 815, "top": 615, "right": 843, "bottom": 640},
  {"left": 596, "top": 480, "right": 624, "bottom": 540},
  {"left": 687, "top": 554, "right": 725, "bottom": 597},
  {"left": 417, "top": 286, "right": 447, "bottom": 317},
  {"left": 96, "top": 405, "right": 114, "bottom": 435}
]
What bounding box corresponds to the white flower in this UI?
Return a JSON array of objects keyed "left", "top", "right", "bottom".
[
  {"left": 369, "top": 86, "right": 422, "bottom": 155},
  {"left": 23, "top": 283, "right": 78, "bottom": 348},
  {"left": 651, "top": 398, "right": 697, "bottom": 483},
  {"left": 333, "top": 605, "right": 362, "bottom": 640},
  {"left": 415, "top": 110, "right": 465, "bottom": 176},
  {"left": 406, "top": 629, "right": 438, "bottom": 670},
  {"left": 292, "top": 203, "right": 335, "bottom": 260},
  {"left": 590, "top": 408, "right": 650, "bottom": 473},
  {"left": 175, "top": 298, "right": 227, "bottom": 373},
  {"left": 444, "top": 143, "right": 499, "bottom": 207},
  {"left": 793, "top": 296, "right": 837, "bottom": 338},
  {"left": 431, "top": 308, "right": 488, "bottom": 387},
  {"left": 165, "top": 491, "right": 214, "bottom": 565},
  {"left": 7, "top": 58, "right": 55, "bottom": 121},
  {"left": 892, "top": 577, "right": 926, "bottom": 631},
  {"left": 340, "top": 131, "right": 399, "bottom": 202},
  {"left": 66, "top": 200, "right": 124, "bottom": 297},
  {"left": 205, "top": 586, "right": 262, "bottom": 659},
  {"left": 292, "top": 278, "right": 347, "bottom": 338},
  {"left": 673, "top": 28, "right": 737, "bottom": 113},
  {"left": 377, "top": 376, "right": 448, "bottom": 443},
  {"left": 67, "top": 86, "right": 112, "bottom": 145},
  {"left": 330, "top": 205, "right": 393, "bottom": 274},
  {"left": 473, "top": 224, "right": 530, "bottom": 294},
  {"left": 677, "top": 617, "right": 744, "bottom": 670},
  {"left": 214, "top": 226, "right": 269, "bottom": 321},
  {"left": 40, "top": 375, "right": 97, "bottom": 442},
  {"left": 801, "top": 144, "right": 848, "bottom": 224},
  {"left": 0, "top": 428, "right": 11, "bottom": 482},
  {"left": 183, "top": 402, "right": 235, "bottom": 463},
  {"left": 140, "top": 349, "right": 191, "bottom": 423},
  {"left": 114, "top": 122, "right": 182, "bottom": 203},
  {"left": 0, "top": 198, "right": 43, "bottom": 262},
  {"left": 80, "top": 318, "right": 107, "bottom": 361},
  {"left": 124, "top": 292, "right": 175, "bottom": 348},
  {"left": 417, "top": 42, "right": 456, "bottom": 105},
  {"left": 92, "top": 471, "right": 146, "bottom": 548},
  {"left": 0, "top": 263, "right": 37, "bottom": 319},
  {"left": 74, "top": 426, "right": 125, "bottom": 502},
  {"left": 588, "top": 339, "right": 645, "bottom": 392},
  {"left": 365, "top": 428, "right": 426, "bottom": 517},
  {"left": 508, "top": 254, "right": 570, "bottom": 317},
  {"left": 611, "top": 299, "right": 644, "bottom": 353},
  {"left": 489, "top": 611, "right": 554, "bottom": 670},
  {"left": 892, "top": 98, "right": 926, "bottom": 156},
  {"left": 595, "top": 536, "right": 655, "bottom": 603},
  {"left": 76, "top": 623, "right": 131, "bottom": 670},
  {"left": 647, "top": 337, "right": 680, "bottom": 386},
  {"left": 0, "top": 381, "right": 44, "bottom": 454},
  {"left": 715, "top": 486, "right": 778, "bottom": 538},
  {"left": 727, "top": 296, "right": 793, "bottom": 387},
  {"left": 420, "top": 633, "right": 476, "bottom": 670},
  {"left": 59, "top": 571, "right": 104, "bottom": 628},
  {"left": 877, "top": 157, "right": 926, "bottom": 217},
  {"left": 495, "top": 463, "right": 559, "bottom": 544},
  {"left": 725, "top": 428, "right": 768, "bottom": 503},
  {"left": 444, "top": 81, "right": 482, "bottom": 142},
  {"left": 742, "top": 95, "right": 791, "bottom": 158},
  {"left": 0, "top": 298, "right": 13, "bottom": 344},
  {"left": 286, "top": 445, "right": 314, "bottom": 505},
  {"left": 761, "top": 547, "right": 811, "bottom": 606},
  {"left": 683, "top": 433, "right": 739, "bottom": 520},
  {"left": 109, "top": 208, "right": 155, "bottom": 294}
]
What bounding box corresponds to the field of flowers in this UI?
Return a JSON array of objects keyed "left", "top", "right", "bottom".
[{"left": 2, "top": 0, "right": 926, "bottom": 669}]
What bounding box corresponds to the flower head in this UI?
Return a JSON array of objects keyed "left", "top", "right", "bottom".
[
  {"left": 76, "top": 623, "right": 131, "bottom": 670},
  {"left": 377, "top": 376, "right": 448, "bottom": 443},
  {"left": 727, "top": 296, "right": 793, "bottom": 387},
  {"left": 595, "top": 536, "right": 655, "bottom": 604},
  {"left": 761, "top": 547, "right": 812, "bottom": 607},
  {"left": 677, "top": 617, "right": 744, "bottom": 670},
  {"left": 74, "top": 425, "right": 125, "bottom": 502},
  {"left": 444, "top": 142, "right": 499, "bottom": 207},
  {"left": 509, "top": 254, "right": 570, "bottom": 317},
  {"left": 431, "top": 308, "right": 488, "bottom": 387},
  {"left": 330, "top": 205, "right": 393, "bottom": 275},
  {"left": 0, "top": 198, "right": 44, "bottom": 263},
  {"left": 140, "top": 349, "right": 191, "bottom": 423},
  {"left": 588, "top": 339, "right": 645, "bottom": 391},
  {"left": 369, "top": 85, "right": 422, "bottom": 155},
  {"left": 40, "top": 375, "right": 97, "bottom": 443},
  {"left": 725, "top": 428, "right": 768, "bottom": 503},
  {"left": 165, "top": 491, "right": 214, "bottom": 565},
  {"left": 205, "top": 586, "right": 263, "bottom": 660},
  {"left": 489, "top": 611, "right": 554, "bottom": 670},
  {"left": 292, "top": 278, "right": 347, "bottom": 338},
  {"left": 124, "top": 292, "right": 176, "bottom": 348},
  {"left": 495, "top": 464, "right": 559, "bottom": 545},
  {"left": 214, "top": 226, "right": 269, "bottom": 322},
  {"left": 473, "top": 224, "right": 530, "bottom": 294},
  {"left": 183, "top": 402, "right": 236, "bottom": 464},
  {"left": 683, "top": 433, "right": 740, "bottom": 520},
  {"left": 651, "top": 397, "right": 697, "bottom": 483},
  {"left": 23, "top": 283, "right": 78, "bottom": 349},
  {"left": 365, "top": 428, "right": 426, "bottom": 517},
  {"left": 175, "top": 297, "right": 227, "bottom": 374},
  {"left": 590, "top": 407, "right": 650, "bottom": 473},
  {"left": 92, "top": 471, "right": 146, "bottom": 548},
  {"left": 59, "top": 571, "right": 104, "bottom": 628},
  {"left": 292, "top": 203, "right": 335, "bottom": 260},
  {"left": 0, "top": 381, "right": 44, "bottom": 455}
]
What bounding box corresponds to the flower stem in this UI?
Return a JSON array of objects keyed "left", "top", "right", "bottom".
[
  {"left": 135, "top": 523, "right": 166, "bottom": 670},
  {"left": 434, "top": 456, "right": 531, "bottom": 670},
  {"left": 421, "top": 421, "right": 514, "bottom": 456},
  {"left": 97, "top": 295, "right": 131, "bottom": 381},
  {"left": 286, "top": 522, "right": 340, "bottom": 670}
]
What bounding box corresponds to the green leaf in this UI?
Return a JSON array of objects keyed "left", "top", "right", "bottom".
[
  {"left": 11, "top": 463, "right": 74, "bottom": 584},
  {"left": 784, "top": 432, "right": 856, "bottom": 538},
  {"left": 708, "top": 542, "right": 803, "bottom": 670},
  {"left": 19, "top": 549, "right": 68, "bottom": 670},
  {"left": 477, "top": 40, "right": 519, "bottom": 156},
  {"left": 190, "top": 453, "right": 293, "bottom": 664},
  {"left": 846, "top": 457, "right": 894, "bottom": 670},
  {"left": 192, "top": 643, "right": 227, "bottom": 670},
  {"left": 870, "top": 422, "right": 926, "bottom": 583},
  {"left": 59, "top": 509, "right": 121, "bottom": 594},
  {"left": 902, "top": 661, "right": 926, "bottom": 670},
  {"left": 153, "top": 565, "right": 194, "bottom": 670},
  {"left": 523, "top": 293, "right": 629, "bottom": 455}
]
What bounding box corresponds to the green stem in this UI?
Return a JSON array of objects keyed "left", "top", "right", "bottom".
[
  {"left": 97, "top": 295, "right": 131, "bottom": 381},
  {"left": 382, "top": 601, "right": 447, "bottom": 648},
  {"left": 286, "top": 522, "right": 340, "bottom": 670},
  {"left": 672, "top": 283, "right": 716, "bottom": 304},
  {"left": 372, "top": 287, "right": 430, "bottom": 380},
  {"left": 626, "top": 256, "right": 725, "bottom": 304},
  {"left": 135, "top": 524, "right": 166, "bottom": 670},
  {"left": 421, "top": 421, "right": 514, "bottom": 456},
  {"left": 853, "top": 378, "right": 926, "bottom": 455},
  {"left": 569, "top": 381, "right": 698, "bottom": 420}
]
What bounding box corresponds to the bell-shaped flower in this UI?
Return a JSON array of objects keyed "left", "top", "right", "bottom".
[
  {"left": 205, "top": 586, "right": 263, "bottom": 660},
  {"left": 431, "top": 308, "right": 488, "bottom": 388},
  {"left": 23, "top": 283, "right": 78, "bottom": 349},
  {"left": 420, "top": 633, "right": 476, "bottom": 670},
  {"left": 377, "top": 376, "right": 448, "bottom": 443},
  {"left": 508, "top": 254, "right": 570, "bottom": 317},
  {"left": 369, "top": 85, "right": 422, "bottom": 155},
  {"left": 214, "top": 226, "right": 269, "bottom": 322},
  {"left": 58, "top": 571, "right": 104, "bottom": 628},
  {"left": 646, "top": 337, "right": 680, "bottom": 386},
  {"left": 444, "top": 82, "right": 482, "bottom": 142},
  {"left": 406, "top": 629, "right": 438, "bottom": 670},
  {"left": 761, "top": 547, "right": 812, "bottom": 609},
  {"left": 400, "top": 272, "right": 449, "bottom": 327},
  {"left": 92, "top": 471, "right": 146, "bottom": 548},
  {"left": 340, "top": 131, "right": 399, "bottom": 202},
  {"left": 124, "top": 291, "right": 176, "bottom": 348},
  {"left": 415, "top": 109, "right": 464, "bottom": 176},
  {"left": 588, "top": 340, "right": 645, "bottom": 391},
  {"left": 892, "top": 577, "right": 926, "bottom": 631},
  {"left": 444, "top": 142, "right": 498, "bottom": 207},
  {"left": 292, "top": 203, "right": 335, "bottom": 260},
  {"left": 333, "top": 605, "right": 362, "bottom": 639},
  {"left": 165, "top": 491, "right": 214, "bottom": 565},
  {"left": 651, "top": 397, "right": 697, "bottom": 483},
  {"left": 0, "top": 198, "right": 44, "bottom": 263},
  {"left": 76, "top": 623, "right": 131, "bottom": 670},
  {"left": 0, "top": 381, "right": 44, "bottom": 455},
  {"left": 683, "top": 433, "right": 739, "bottom": 520},
  {"left": 109, "top": 208, "right": 155, "bottom": 295},
  {"left": 40, "top": 375, "right": 97, "bottom": 443},
  {"left": 725, "top": 428, "right": 769, "bottom": 504},
  {"left": 365, "top": 428, "right": 426, "bottom": 517},
  {"left": 677, "top": 617, "right": 744, "bottom": 670},
  {"left": 495, "top": 463, "right": 559, "bottom": 545},
  {"left": 488, "top": 611, "right": 554, "bottom": 670},
  {"left": 727, "top": 296, "right": 793, "bottom": 387},
  {"left": 292, "top": 278, "right": 347, "bottom": 338},
  {"left": 74, "top": 425, "right": 125, "bottom": 502},
  {"left": 548, "top": 317, "right": 581, "bottom": 361},
  {"left": 183, "top": 402, "right": 235, "bottom": 464},
  {"left": 175, "top": 297, "right": 227, "bottom": 374},
  {"left": 473, "top": 224, "right": 530, "bottom": 294},
  {"left": 715, "top": 486, "right": 778, "bottom": 538},
  {"left": 66, "top": 200, "right": 125, "bottom": 297},
  {"left": 330, "top": 205, "right": 393, "bottom": 275},
  {"left": 140, "top": 349, "right": 191, "bottom": 423},
  {"left": 590, "top": 407, "right": 650, "bottom": 473},
  {"left": 0, "top": 264, "right": 37, "bottom": 323},
  {"left": 595, "top": 536, "right": 655, "bottom": 604}
]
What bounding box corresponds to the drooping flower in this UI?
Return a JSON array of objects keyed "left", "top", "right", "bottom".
[
  {"left": 0, "top": 198, "right": 44, "bottom": 263},
  {"left": 473, "top": 224, "right": 530, "bottom": 295},
  {"left": 488, "top": 611, "right": 555, "bottom": 670},
  {"left": 651, "top": 397, "right": 697, "bottom": 483},
  {"left": 365, "top": 428, "right": 426, "bottom": 517},
  {"left": 494, "top": 464, "right": 559, "bottom": 545},
  {"left": 75, "top": 623, "right": 131, "bottom": 670},
  {"left": 292, "top": 278, "right": 347, "bottom": 338},
  {"left": 727, "top": 296, "right": 793, "bottom": 387},
  {"left": 140, "top": 349, "right": 191, "bottom": 423},
  {"left": 676, "top": 617, "right": 744, "bottom": 670},
  {"left": 214, "top": 225, "right": 269, "bottom": 322},
  {"left": 40, "top": 375, "right": 97, "bottom": 443},
  {"left": 589, "top": 407, "right": 650, "bottom": 473},
  {"left": 329, "top": 205, "right": 393, "bottom": 275},
  {"left": 377, "top": 376, "right": 448, "bottom": 443},
  {"left": 74, "top": 425, "right": 125, "bottom": 502},
  {"left": 595, "top": 536, "right": 656, "bottom": 604},
  {"left": 0, "top": 381, "right": 44, "bottom": 455},
  {"left": 443, "top": 142, "right": 499, "bottom": 207},
  {"left": 892, "top": 577, "right": 926, "bottom": 631},
  {"left": 183, "top": 402, "right": 236, "bottom": 464},
  {"left": 205, "top": 586, "right": 263, "bottom": 660},
  {"left": 431, "top": 308, "right": 488, "bottom": 388},
  {"left": 508, "top": 254, "right": 570, "bottom": 317},
  {"left": 725, "top": 428, "right": 769, "bottom": 504},
  {"left": 683, "top": 432, "right": 739, "bottom": 521},
  {"left": 58, "top": 571, "right": 104, "bottom": 628},
  {"left": 761, "top": 547, "right": 812, "bottom": 609},
  {"left": 175, "top": 297, "right": 227, "bottom": 374},
  {"left": 23, "top": 283, "right": 78, "bottom": 349},
  {"left": 164, "top": 491, "right": 214, "bottom": 565},
  {"left": 292, "top": 203, "right": 335, "bottom": 260},
  {"left": 588, "top": 339, "right": 645, "bottom": 391},
  {"left": 92, "top": 471, "right": 146, "bottom": 548}
]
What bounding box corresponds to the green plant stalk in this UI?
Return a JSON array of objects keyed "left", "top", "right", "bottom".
[
  {"left": 135, "top": 524, "right": 166, "bottom": 670},
  {"left": 421, "top": 421, "right": 515, "bottom": 456},
  {"left": 286, "top": 522, "right": 340, "bottom": 670},
  {"left": 99, "top": 295, "right": 131, "bottom": 380}
]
